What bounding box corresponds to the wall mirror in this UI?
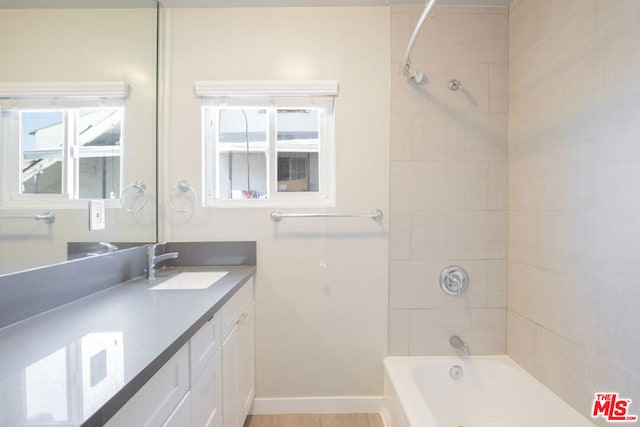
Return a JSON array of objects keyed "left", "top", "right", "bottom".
[{"left": 0, "top": 0, "right": 158, "bottom": 275}]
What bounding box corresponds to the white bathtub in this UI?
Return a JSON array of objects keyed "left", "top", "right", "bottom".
[{"left": 382, "top": 355, "right": 596, "bottom": 427}]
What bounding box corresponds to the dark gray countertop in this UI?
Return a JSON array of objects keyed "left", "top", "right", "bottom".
[{"left": 0, "top": 265, "right": 255, "bottom": 427}]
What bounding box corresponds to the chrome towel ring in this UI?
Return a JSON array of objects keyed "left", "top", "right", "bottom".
[
  {"left": 168, "top": 180, "right": 197, "bottom": 213},
  {"left": 120, "top": 180, "right": 148, "bottom": 213}
]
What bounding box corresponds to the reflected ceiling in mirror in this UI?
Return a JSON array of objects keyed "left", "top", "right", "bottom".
[{"left": 0, "top": 0, "right": 155, "bottom": 8}]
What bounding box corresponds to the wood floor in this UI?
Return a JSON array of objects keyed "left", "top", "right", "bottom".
[{"left": 243, "top": 413, "right": 385, "bottom": 427}]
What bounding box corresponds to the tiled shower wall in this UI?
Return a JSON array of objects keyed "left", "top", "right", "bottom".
[
  {"left": 508, "top": 0, "right": 640, "bottom": 423},
  {"left": 388, "top": 6, "right": 509, "bottom": 355}
]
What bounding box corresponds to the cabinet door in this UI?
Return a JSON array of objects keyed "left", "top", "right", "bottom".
[
  {"left": 222, "top": 323, "right": 240, "bottom": 427},
  {"left": 238, "top": 302, "right": 255, "bottom": 418},
  {"left": 163, "top": 392, "right": 191, "bottom": 427},
  {"left": 192, "top": 349, "right": 223, "bottom": 427},
  {"left": 190, "top": 313, "right": 220, "bottom": 384},
  {"left": 220, "top": 281, "right": 254, "bottom": 339},
  {"left": 105, "top": 345, "right": 189, "bottom": 427}
]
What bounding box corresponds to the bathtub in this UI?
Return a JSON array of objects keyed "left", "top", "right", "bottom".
[{"left": 382, "top": 355, "right": 596, "bottom": 427}]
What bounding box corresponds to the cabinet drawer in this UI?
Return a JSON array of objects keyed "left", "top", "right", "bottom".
[
  {"left": 190, "top": 313, "right": 220, "bottom": 384},
  {"left": 219, "top": 279, "right": 254, "bottom": 338},
  {"left": 105, "top": 345, "right": 189, "bottom": 427}
]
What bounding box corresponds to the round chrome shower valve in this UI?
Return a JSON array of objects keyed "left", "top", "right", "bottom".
[{"left": 440, "top": 265, "right": 469, "bottom": 296}]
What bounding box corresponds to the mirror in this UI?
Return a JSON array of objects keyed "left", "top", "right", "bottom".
[{"left": 0, "top": 0, "right": 158, "bottom": 275}]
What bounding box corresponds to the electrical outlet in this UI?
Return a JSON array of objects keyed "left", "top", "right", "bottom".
[{"left": 89, "top": 200, "right": 106, "bottom": 231}]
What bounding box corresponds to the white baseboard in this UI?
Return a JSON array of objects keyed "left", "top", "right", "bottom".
[
  {"left": 379, "top": 407, "right": 392, "bottom": 427},
  {"left": 250, "top": 396, "right": 383, "bottom": 415}
]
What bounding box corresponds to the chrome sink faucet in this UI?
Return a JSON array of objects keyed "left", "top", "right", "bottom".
[
  {"left": 148, "top": 242, "right": 179, "bottom": 280},
  {"left": 450, "top": 335, "right": 469, "bottom": 357}
]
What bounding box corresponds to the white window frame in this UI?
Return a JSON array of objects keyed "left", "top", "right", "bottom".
[
  {"left": 196, "top": 81, "right": 338, "bottom": 208},
  {"left": 0, "top": 82, "right": 127, "bottom": 209}
]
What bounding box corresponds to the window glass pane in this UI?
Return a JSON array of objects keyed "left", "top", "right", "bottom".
[
  {"left": 276, "top": 109, "right": 320, "bottom": 193},
  {"left": 76, "top": 108, "right": 123, "bottom": 199},
  {"left": 217, "top": 109, "right": 268, "bottom": 199},
  {"left": 78, "top": 155, "right": 121, "bottom": 199},
  {"left": 219, "top": 109, "right": 267, "bottom": 144},
  {"left": 20, "top": 111, "right": 64, "bottom": 195}
]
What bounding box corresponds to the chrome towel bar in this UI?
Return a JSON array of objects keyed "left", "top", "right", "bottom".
[
  {"left": 0, "top": 211, "right": 56, "bottom": 224},
  {"left": 271, "top": 209, "right": 383, "bottom": 222}
]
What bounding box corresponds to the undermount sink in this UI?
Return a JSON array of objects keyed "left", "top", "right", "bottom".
[{"left": 149, "top": 271, "right": 229, "bottom": 290}]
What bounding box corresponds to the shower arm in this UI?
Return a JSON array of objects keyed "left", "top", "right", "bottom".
[{"left": 402, "top": 0, "right": 437, "bottom": 82}]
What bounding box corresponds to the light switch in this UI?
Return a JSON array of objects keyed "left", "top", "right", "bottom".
[{"left": 89, "top": 200, "right": 106, "bottom": 230}]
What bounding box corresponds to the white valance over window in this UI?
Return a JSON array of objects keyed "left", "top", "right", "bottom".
[
  {"left": 0, "top": 82, "right": 129, "bottom": 109},
  {"left": 0, "top": 82, "right": 129, "bottom": 99},
  {"left": 193, "top": 80, "right": 339, "bottom": 107}
]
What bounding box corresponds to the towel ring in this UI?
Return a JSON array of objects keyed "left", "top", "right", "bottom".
[
  {"left": 168, "top": 180, "right": 197, "bottom": 213},
  {"left": 120, "top": 180, "right": 148, "bottom": 213}
]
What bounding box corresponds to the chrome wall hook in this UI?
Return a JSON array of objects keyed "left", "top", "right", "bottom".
[{"left": 448, "top": 79, "right": 463, "bottom": 91}]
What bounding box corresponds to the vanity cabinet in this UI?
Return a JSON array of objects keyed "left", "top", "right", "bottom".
[
  {"left": 105, "top": 278, "right": 254, "bottom": 427},
  {"left": 163, "top": 392, "right": 192, "bottom": 427},
  {"left": 191, "top": 313, "right": 223, "bottom": 427},
  {"left": 221, "top": 283, "right": 255, "bottom": 427},
  {"left": 105, "top": 345, "right": 190, "bottom": 427},
  {"left": 238, "top": 302, "right": 255, "bottom": 418}
]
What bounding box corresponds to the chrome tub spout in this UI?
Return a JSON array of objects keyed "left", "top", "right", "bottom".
[{"left": 450, "top": 335, "right": 469, "bottom": 356}]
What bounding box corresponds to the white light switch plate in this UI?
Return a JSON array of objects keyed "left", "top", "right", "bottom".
[{"left": 89, "top": 200, "right": 106, "bottom": 230}]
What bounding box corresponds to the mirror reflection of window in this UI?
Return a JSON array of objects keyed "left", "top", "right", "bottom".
[
  {"left": 25, "top": 347, "right": 68, "bottom": 423},
  {"left": 23, "top": 332, "right": 125, "bottom": 424},
  {"left": 20, "top": 110, "right": 64, "bottom": 195},
  {"left": 19, "top": 107, "right": 123, "bottom": 200},
  {"left": 81, "top": 332, "right": 124, "bottom": 419}
]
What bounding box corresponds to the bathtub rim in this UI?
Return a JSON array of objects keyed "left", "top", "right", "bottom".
[
  {"left": 383, "top": 355, "right": 445, "bottom": 427},
  {"left": 382, "top": 354, "right": 598, "bottom": 427},
  {"left": 383, "top": 355, "right": 526, "bottom": 427}
]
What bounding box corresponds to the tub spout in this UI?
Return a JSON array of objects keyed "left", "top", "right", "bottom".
[{"left": 449, "top": 335, "right": 469, "bottom": 356}]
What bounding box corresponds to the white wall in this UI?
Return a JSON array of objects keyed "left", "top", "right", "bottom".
[
  {"left": 388, "top": 5, "right": 509, "bottom": 356},
  {"left": 161, "top": 7, "right": 390, "bottom": 410},
  {"left": 508, "top": 0, "right": 640, "bottom": 424}
]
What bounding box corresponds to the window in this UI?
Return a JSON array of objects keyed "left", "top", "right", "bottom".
[
  {"left": 197, "top": 81, "right": 337, "bottom": 207},
  {"left": 18, "top": 108, "right": 123, "bottom": 199},
  {"left": 0, "top": 82, "right": 127, "bottom": 205}
]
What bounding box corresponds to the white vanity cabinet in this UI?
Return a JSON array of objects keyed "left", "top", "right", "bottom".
[
  {"left": 190, "top": 313, "right": 223, "bottom": 427},
  {"left": 105, "top": 345, "right": 190, "bottom": 427},
  {"left": 221, "top": 282, "right": 255, "bottom": 427},
  {"left": 163, "top": 392, "right": 192, "bottom": 427},
  {"left": 238, "top": 302, "right": 255, "bottom": 418},
  {"left": 105, "top": 277, "right": 255, "bottom": 427}
]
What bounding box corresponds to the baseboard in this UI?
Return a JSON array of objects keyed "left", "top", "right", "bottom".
[
  {"left": 379, "top": 407, "right": 392, "bottom": 427},
  {"left": 250, "top": 396, "right": 383, "bottom": 415}
]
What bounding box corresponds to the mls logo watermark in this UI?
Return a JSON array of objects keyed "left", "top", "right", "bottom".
[{"left": 592, "top": 393, "right": 638, "bottom": 422}]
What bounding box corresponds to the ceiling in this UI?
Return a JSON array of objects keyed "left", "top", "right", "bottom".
[
  {"left": 160, "top": 0, "right": 512, "bottom": 8},
  {"left": 0, "top": 0, "right": 512, "bottom": 8}
]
